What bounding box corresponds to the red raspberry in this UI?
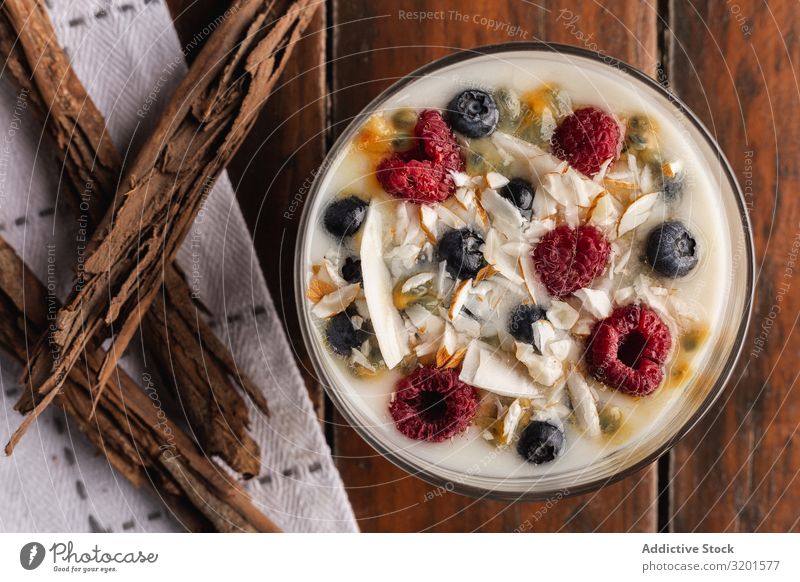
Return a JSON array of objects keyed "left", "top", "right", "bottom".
[
  {"left": 415, "top": 110, "right": 463, "bottom": 171},
  {"left": 377, "top": 110, "right": 464, "bottom": 204},
  {"left": 389, "top": 366, "right": 479, "bottom": 442},
  {"left": 586, "top": 304, "right": 672, "bottom": 396},
  {"left": 551, "top": 107, "right": 621, "bottom": 177},
  {"left": 532, "top": 224, "right": 610, "bottom": 298}
]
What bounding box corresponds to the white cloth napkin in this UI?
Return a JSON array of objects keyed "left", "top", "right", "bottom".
[{"left": 0, "top": 0, "right": 357, "bottom": 533}]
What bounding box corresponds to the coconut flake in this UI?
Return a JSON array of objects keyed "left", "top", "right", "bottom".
[
  {"left": 486, "top": 171, "right": 510, "bottom": 189},
  {"left": 548, "top": 338, "right": 573, "bottom": 362},
  {"left": 498, "top": 399, "right": 524, "bottom": 445},
  {"left": 589, "top": 192, "right": 622, "bottom": 227},
  {"left": 614, "top": 286, "right": 635, "bottom": 304},
  {"left": 532, "top": 319, "right": 556, "bottom": 354},
  {"left": 515, "top": 342, "right": 564, "bottom": 387},
  {"left": 401, "top": 271, "right": 435, "bottom": 294},
  {"left": 435, "top": 204, "right": 466, "bottom": 229},
  {"left": 532, "top": 187, "right": 559, "bottom": 218},
  {"left": 452, "top": 313, "right": 481, "bottom": 337},
  {"left": 311, "top": 283, "right": 360, "bottom": 318},
  {"left": 480, "top": 188, "right": 525, "bottom": 240},
  {"left": 566, "top": 372, "right": 601, "bottom": 438},
  {"left": 451, "top": 171, "right": 471, "bottom": 188},
  {"left": 351, "top": 347, "right": 376, "bottom": 372},
  {"left": 547, "top": 300, "right": 579, "bottom": 330},
  {"left": 419, "top": 204, "right": 439, "bottom": 243},
  {"left": 448, "top": 279, "right": 472, "bottom": 320},
  {"left": 542, "top": 168, "right": 604, "bottom": 208},
  {"left": 519, "top": 252, "right": 551, "bottom": 308},
  {"left": 360, "top": 203, "right": 410, "bottom": 369},
  {"left": 484, "top": 228, "right": 524, "bottom": 285},
  {"left": 460, "top": 340, "right": 539, "bottom": 398},
  {"left": 491, "top": 131, "right": 564, "bottom": 182},
  {"left": 574, "top": 287, "right": 612, "bottom": 318},
  {"left": 617, "top": 192, "right": 659, "bottom": 237}
]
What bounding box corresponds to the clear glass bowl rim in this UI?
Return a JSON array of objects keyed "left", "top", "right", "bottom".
[{"left": 293, "top": 41, "right": 756, "bottom": 501}]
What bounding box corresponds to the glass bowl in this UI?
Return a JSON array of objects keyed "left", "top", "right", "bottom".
[{"left": 294, "top": 43, "right": 754, "bottom": 501}]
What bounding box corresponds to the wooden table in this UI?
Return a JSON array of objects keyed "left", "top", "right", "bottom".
[{"left": 168, "top": 0, "right": 799, "bottom": 532}]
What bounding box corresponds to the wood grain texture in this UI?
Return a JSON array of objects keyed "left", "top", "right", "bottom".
[
  {"left": 667, "top": 0, "right": 800, "bottom": 532},
  {"left": 331, "top": 0, "right": 659, "bottom": 532}
]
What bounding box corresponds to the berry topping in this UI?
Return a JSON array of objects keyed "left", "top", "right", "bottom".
[
  {"left": 326, "top": 311, "right": 368, "bottom": 356},
  {"left": 446, "top": 89, "right": 500, "bottom": 138},
  {"left": 532, "top": 224, "right": 611, "bottom": 299},
  {"left": 551, "top": 106, "right": 622, "bottom": 176},
  {"left": 389, "top": 367, "right": 479, "bottom": 442},
  {"left": 341, "top": 256, "right": 362, "bottom": 283},
  {"left": 500, "top": 177, "right": 535, "bottom": 220},
  {"left": 516, "top": 420, "right": 565, "bottom": 464},
  {"left": 645, "top": 221, "right": 699, "bottom": 278},
  {"left": 323, "top": 196, "right": 368, "bottom": 238},
  {"left": 508, "top": 304, "right": 547, "bottom": 344},
  {"left": 437, "top": 227, "right": 487, "bottom": 280},
  {"left": 586, "top": 304, "right": 672, "bottom": 396},
  {"left": 377, "top": 110, "right": 464, "bottom": 204}
]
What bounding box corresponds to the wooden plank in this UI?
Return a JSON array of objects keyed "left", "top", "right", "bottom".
[
  {"left": 667, "top": 0, "right": 800, "bottom": 532},
  {"left": 167, "top": 0, "right": 328, "bottom": 417},
  {"left": 332, "top": 0, "right": 659, "bottom": 532}
]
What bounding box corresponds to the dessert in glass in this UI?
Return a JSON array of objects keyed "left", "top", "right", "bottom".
[{"left": 296, "top": 44, "right": 753, "bottom": 499}]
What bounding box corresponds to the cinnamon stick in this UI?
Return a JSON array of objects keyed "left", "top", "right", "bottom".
[
  {"left": 0, "top": 0, "right": 268, "bottom": 477},
  {"left": 3, "top": 3, "right": 310, "bottom": 464},
  {"left": 0, "top": 237, "right": 281, "bottom": 532}
]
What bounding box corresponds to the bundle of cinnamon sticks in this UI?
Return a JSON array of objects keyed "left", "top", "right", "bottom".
[{"left": 0, "top": 0, "right": 318, "bottom": 531}]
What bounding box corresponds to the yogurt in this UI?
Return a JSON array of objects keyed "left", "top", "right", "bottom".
[{"left": 299, "top": 50, "right": 736, "bottom": 490}]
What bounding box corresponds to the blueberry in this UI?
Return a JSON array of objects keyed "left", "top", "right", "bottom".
[
  {"left": 446, "top": 89, "right": 499, "bottom": 138},
  {"left": 500, "top": 178, "right": 535, "bottom": 220},
  {"left": 517, "top": 421, "right": 565, "bottom": 464},
  {"left": 323, "top": 196, "right": 368, "bottom": 238},
  {"left": 436, "top": 228, "right": 487, "bottom": 280},
  {"left": 508, "top": 304, "right": 547, "bottom": 344},
  {"left": 341, "top": 256, "right": 362, "bottom": 283},
  {"left": 326, "top": 311, "right": 367, "bottom": 356},
  {"left": 645, "top": 221, "right": 699, "bottom": 277}
]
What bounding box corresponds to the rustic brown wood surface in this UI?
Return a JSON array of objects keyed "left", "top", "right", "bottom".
[
  {"left": 166, "top": 0, "right": 798, "bottom": 532},
  {"left": 666, "top": 0, "right": 799, "bottom": 533}
]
